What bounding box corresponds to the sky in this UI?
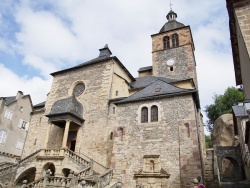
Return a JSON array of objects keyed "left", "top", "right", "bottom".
[{"left": 0, "top": 0, "right": 236, "bottom": 131}]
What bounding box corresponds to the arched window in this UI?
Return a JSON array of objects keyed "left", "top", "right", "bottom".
[
  {"left": 151, "top": 105, "right": 158, "bottom": 122},
  {"left": 141, "top": 107, "right": 148, "bottom": 123},
  {"left": 172, "top": 34, "right": 179, "bottom": 47},
  {"left": 118, "top": 127, "right": 123, "bottom": 141},
  {"left": 163, "top": 36, "right": 170, "bottom": 49}
]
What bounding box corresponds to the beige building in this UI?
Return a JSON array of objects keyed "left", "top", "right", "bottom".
[
  {"left": 0, "top": 91, "right": 32, "bottom": 164},
  {"left": 227, "top": 0, "right": 250, "bottom": 181},
  {"left": 0, "top": 9, "right": 205, "bottom": 188}
]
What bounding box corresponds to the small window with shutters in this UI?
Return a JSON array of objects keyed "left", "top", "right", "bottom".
[
  {"left": 0, "top": 130, "right": 7, "bottom": 145},
  {"left": 18, "top": 119, "right": 29, "bottom": 131}
]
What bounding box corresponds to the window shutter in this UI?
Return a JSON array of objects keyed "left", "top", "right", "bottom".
[
  {"left": 0, "top": 131, "right": 6, "bottom": 144},
  {"left": 10, "top": 111, "right": 13, "bottom": 120},
  {"left": 25, "top": 122, "right": 30, "bottom": 131},
  {"left": 4, "top": 110, "right": 8, "bottom": 118},
  {"left": 18, "top": 119, "right": 23, "bottom": 128}
]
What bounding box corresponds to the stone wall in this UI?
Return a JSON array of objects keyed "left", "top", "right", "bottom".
[
  {"left": 151, "top": 27, "right": 198, "bottom": 88},
  {"left": 110, "top": 94, "right": 203, "bottom": 188},
  {"left": 22, "top": 110, "right": 47, "bottom": 158}
]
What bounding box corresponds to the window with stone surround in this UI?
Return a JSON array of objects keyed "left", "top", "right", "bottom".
[
  {"left": 139, "top": 104, "right": 160, "bottom": 124},
  {"left": 163, "top": 36, "right": 170, "bottom": 49},
  {"left": 141, "top": 107, "right": 148, "bottom": 123},
  {"left": 172, "top": 33, "right": 179, "bottom": 47},
  {"left": 151, "top": 105, "right": 158, "bottom": 122}
]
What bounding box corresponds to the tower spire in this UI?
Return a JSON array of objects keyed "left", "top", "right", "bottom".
[{"left": 169, "top": 0, "right": 173, "bottom": 10}]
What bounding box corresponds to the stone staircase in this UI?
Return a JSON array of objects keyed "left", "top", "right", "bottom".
[{"left": 0, "top": 149, "right": 122, "bottom": 188}]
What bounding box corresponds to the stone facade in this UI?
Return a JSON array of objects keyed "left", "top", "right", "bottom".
[
  {"left": 0, "top": 91, "right": 32, "bottom": 160},
  {"left": 0, "top": 9, "right": 205, "bottom": 188}
]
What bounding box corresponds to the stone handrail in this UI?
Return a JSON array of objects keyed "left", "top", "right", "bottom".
[
  {"left": 26, "top": 177, "right": 44, "bottom": 187},
  {"left": 0, "top": 163, "right": 18, "bottom": 175},
  {"left": 0, "top": 162, "right": 15, "bottom": 168},
  {"left": 80, "top": 152, "right": 109, "bottom": 174},
  {"left": 109, "top": 182, "right": 123, "bottom": 188},
  {"left": 77, "top": 166, "right": 92, "bottom": 180},
  {"left": 0, "top": 151, "right": 20, "bottom": 161},
  {"left": 64, "top": 149, "right": 89, "bottom": 167},
  {"left": 25, "top": 176, "right": 71, "bottom": 187},
  {"left": 98, "top": 169, "right": 113, "bottom": 187},
  {"left": 19, "top": 149, "right": 42, "bottom": 165},
  {"left": 0, "top": 150, "right": 42, "bottom": 175}
]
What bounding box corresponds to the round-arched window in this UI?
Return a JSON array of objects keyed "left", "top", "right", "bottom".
[{"left": 73, "top": 83, "right": 85, "bottom": 97}]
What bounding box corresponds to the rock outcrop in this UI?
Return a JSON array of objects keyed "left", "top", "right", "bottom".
[{"left": 209, "top": 113, "right": 235, "bottom": 147}]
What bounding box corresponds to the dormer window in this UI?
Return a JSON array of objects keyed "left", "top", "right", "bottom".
[
  {"left": 163, "top": 36, "right": 170, "bottom": 49},
  {"left": 172, "top": 34, "right": 179, "bottom": 47}
]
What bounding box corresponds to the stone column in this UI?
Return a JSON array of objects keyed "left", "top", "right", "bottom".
[
  {"left": 62, "top": 120, "right": 70, "bottom": 148},
  {"left": 44, "top": 122, "right": 52, "bottom": 148}
]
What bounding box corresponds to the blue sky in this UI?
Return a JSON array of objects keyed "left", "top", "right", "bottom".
[{"left": 0, "top": 0, "right": 236, "bottom": 132}]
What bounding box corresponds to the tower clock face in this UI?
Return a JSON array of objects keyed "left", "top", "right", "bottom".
[{"left": 166, "top": 59, "right": 174, "bottom": 66}]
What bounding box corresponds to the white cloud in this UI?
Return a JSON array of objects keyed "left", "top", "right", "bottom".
[
  {"left": 0, "top": 64, "right": 51, "bottom": 104},
  {"left": 0, "top": 0, "right": 238, "bottom": 131}
]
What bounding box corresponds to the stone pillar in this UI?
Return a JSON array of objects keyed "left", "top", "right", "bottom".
[
  {"left": 62, "top": 120, "right": 70, "bottom": 148},
  {"left": 44, "top": 122, "right": 52, "bottom": 148}
]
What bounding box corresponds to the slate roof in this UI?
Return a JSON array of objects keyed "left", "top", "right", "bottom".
[
  {"left": 33, "top": 101, "right": 46, "bottom": 108},
  {"left": 130, "top": 75, "right": 180, "bottom": 90},
  {"left": 117, "top": 79, "right": 196, "bottom": 103},
  {"left": 51, "top": 45, "right": 134, "bottom": 80},
  {"left": 159, "top": 20, "right": 185, "bottom": 33},
  {"left": 232, "top": 105, "right": 248, "bottom": 117},
  {"left": 3, "top": 96, "right": 16, "bottom": 105},
  {"left": 138, "top": 66, "right": 152, "bottom": 72}
]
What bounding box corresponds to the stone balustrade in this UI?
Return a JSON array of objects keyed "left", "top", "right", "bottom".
[
  {"left": 0, "top": 151, "right": 20, "bottom": 161},
  {"left": 63, "top": 149, "right": 89, "bottom": 167},
  {"left": 98, "top": 169, "right": 113, "bottom": 187},
  {"left": 0, "top": 164, "right": 18, "bottom": 175},
  {"left": 77, "top": 166, "right": 92, "bottom": 180}
]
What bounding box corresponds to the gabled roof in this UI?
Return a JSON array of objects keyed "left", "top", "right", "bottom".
[
  {"left": 2, "top": 96, "right": 16, "bottom": 105},
  {"left": 33, "top": 101, "right": 46, "bottom": 108},
  {"left": 232, "top": 105, "right": 248, "bottom": 117},
  {"left": 130, "top": 75, "right": 180, "bottom": 90},
  {"left": 51, "top": 45, "right": 134, "bottom": 80},
  {"left": 138, "top": 66, "right": 152, "bottom": 72},
  {"left": 117, "top": 79, "right": 196, "bottom": 104}
]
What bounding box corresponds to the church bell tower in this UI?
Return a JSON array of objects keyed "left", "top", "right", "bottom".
[{"left": 152, "top": 9, "right": 198, "bottom": 87}]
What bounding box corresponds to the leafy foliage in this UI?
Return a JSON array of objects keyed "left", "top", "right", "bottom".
[
  {"left": 205, "top": 87, "right": 244, "bottom": 132},
  {"left": 205, "top": 135, "right": 211, "bottom": 149}
]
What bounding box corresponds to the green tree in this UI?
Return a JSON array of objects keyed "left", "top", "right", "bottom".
[
  {"left": 205, "top": 87, "right": 244, "bottom": 132},
  {"left": 205, "top": 135, "right": 211, "bottom": 148}
]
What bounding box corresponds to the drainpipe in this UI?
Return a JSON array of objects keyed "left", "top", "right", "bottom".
[{"left": 193, "top": 99, "right": 205, "bottom": 184}]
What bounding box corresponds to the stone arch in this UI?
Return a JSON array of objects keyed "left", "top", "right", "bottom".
[
  {"left": 43, "top": 162, "right": 56, "bottom": 176},
  {"left": 62, "top": 168, "right": 71, "bottom": 177},
  {"left": 216, "top": 145, "right": 244, "bottom": 181},
  {"left": 14, "top": 167, "right": 36, "bottom": 186},
  {"left": 219, "top": 155, "right": 242, "bottom": 180}
]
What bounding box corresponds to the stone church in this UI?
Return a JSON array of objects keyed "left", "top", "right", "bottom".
[{"left": 0, "top": 9, "right": 205, "bottom": 188}]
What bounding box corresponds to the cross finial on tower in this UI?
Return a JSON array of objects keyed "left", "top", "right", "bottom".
[{"left": 169, "top": 0, "right": 173, "bottom": 10}]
